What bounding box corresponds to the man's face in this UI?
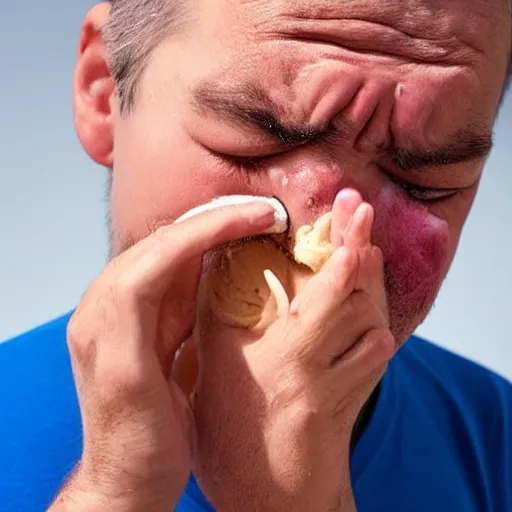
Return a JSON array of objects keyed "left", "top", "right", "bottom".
[{"left": 81, "top": 0, "right": 510, "bottom": 343}]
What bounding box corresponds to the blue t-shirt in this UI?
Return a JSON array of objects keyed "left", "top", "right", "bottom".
[{"left": 0, "top": 312, "right": 511, "bottom": 512}]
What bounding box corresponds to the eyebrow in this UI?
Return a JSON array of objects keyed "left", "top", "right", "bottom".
[
  {"left": 390, "top": 132, "right": 493, "bottom": 171},
  {"left": 192, "top": 80, "right": 494, "bottom": 171}
]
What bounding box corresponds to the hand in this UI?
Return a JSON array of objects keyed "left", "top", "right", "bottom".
[
  {"left": 193, "top": 190, "right": 396, "bottom": 511},
  {"left": 48, "top": 199, "right": 281, "bottom": 512}
]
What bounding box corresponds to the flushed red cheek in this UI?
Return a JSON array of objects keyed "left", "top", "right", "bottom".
[{"left": 371, "top": 185, "right": 449, "bottom": 301}]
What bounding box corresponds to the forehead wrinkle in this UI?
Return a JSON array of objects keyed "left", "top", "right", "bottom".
[
  {"left": 190, "top": 77, "right": 495, "bottom": 167},
  {"left": 262, "top": 0, "right": 508, "bottom": 23},
  {"left": 244, "top": 0, "right": 508, "bottom": 58}
]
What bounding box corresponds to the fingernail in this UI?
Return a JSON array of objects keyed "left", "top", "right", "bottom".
[
  {"left": 259, "top": 197, "right": 288, "bottom": 234},
  {"left": 335, "top": 188, "right": 361, "bottom": 204},
  {"left": 175, "top": 195, "right": 289, "bottom": 234},
  {"left": 228, "top": 196, "right": 289, "bottom": 235}
]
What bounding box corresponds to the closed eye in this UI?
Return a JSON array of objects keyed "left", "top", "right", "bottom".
[
  {"left": 217, "top": 150, "right": 464, "bottom": 202},
  {"left": 377, "top": 164, "right": 468, "bottom": 203},
  {"left": 211, "top": 149, "right": 285, "bottom": 169},
  {"left": 399, "top": 183, "right": 461, "bottom": 202}
]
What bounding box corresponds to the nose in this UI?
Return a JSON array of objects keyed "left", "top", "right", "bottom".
[
  {"left": 269, "top": 154, "right": 342, "bottom": 226},
  {"left": 245, "top": 76, "right": 401, "bottom": 236},
  {"left": 334, "top": 80, "right": 396, "bottom": 154},
  {"left": 254, "top": 148, "right": 380, "bottom": 239},
  {"left": 257, "top": 79, "right": 398, "bottom": 234}
]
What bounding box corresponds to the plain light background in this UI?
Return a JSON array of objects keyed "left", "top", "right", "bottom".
[{"left": 1, "top": 0, "right": 511, "bottom": 381}]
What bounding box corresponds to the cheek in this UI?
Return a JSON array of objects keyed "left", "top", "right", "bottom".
[
  {"left": 371, "top": 185, "right": 450, "bottom": 300},
  {"left": 110, "top": 118, "right": 252, "bottom": 252}
]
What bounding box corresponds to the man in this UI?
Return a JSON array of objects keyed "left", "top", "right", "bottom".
[{"left": 1, "top": 0, "right": 511, "bottom": 510}]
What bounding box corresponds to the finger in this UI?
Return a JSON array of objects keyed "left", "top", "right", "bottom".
[
  {"left": 330, "top": 189, "right": 362, "bottom": 247},
  {"left": 171, "top": 337, "right": 199, "bottom": 396},
  {"left": 264, "top": 269, "right": 290, "bottom": 320},
  {"left": 156, "top": 292, "right": 198, "bottom": 373},
  {"left": 313, "top": 328, "right": 395, "bottom": 415},
  {"left": 370, "top": 247, "right": 388, "bottom": 316},
  {"left": 343, "top": 202, "right": 374, "bottom": 250},
  {"left": 344, "top": 243, "right": 388, "bottom": 327},
  {"left": 174, "top": 194, "right": 287, "bottom": 233},
  {"left": 290, "top": 246, "right": 358, "bottom": 325},
  {"left": 330, "top": 328, "right": 396, "bottom": 384},
  {"left": 326, "top": 295, "right": 388, "bottom": 367},
  {"left": 112, "top": 199, "right": 285, "bottom": 303},
  {"left": 70, "top": 199, "right": 285, "bottom": 375},
  {"left": 291, "top": 291, "right": 388, "bottom": 369},
  {"left": 66, "top": 300, "right": 165, "bottom": 402}
]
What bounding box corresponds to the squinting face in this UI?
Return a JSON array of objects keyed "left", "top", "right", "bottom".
[{"left": 80, "top": 0, "right": 510, "bottom": 343}]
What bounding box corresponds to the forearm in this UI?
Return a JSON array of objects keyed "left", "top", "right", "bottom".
[
  {"left": 48, "top": 488, "right": 107, "bottom": 512},
  {"left": 47, "top": 473, "right": 181, "bottom": 512}
]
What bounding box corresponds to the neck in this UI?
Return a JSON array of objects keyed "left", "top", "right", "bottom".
[{"left": 350, "top": 381, "right": 382, "bottom": 453}]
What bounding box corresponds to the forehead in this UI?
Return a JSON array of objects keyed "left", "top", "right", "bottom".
[
  {"left": 197, "top": 0, "right": 508, "bottom": 67},
  {"left": 175, "top": 0, "right": 509, "bottom": 136},
  {"left": 208, "top": 0, "right": 510, "bottom": 52},
  {"left": 143, "top": 0, "right": 511, "bottom": 145},
  {"left": 229, "top": 0, "right": 509, "bottom": 32},
  {"left": 193, "top": 1, "right": 509, "bottom": 88}
]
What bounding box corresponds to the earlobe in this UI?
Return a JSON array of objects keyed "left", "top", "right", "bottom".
[{"left": 73, "top": 3, "right": 115, "bottom": 168}]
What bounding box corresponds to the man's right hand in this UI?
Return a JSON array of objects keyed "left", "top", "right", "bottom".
[{"left": 48, "top": 199, "right": 280, "bottom": 512}]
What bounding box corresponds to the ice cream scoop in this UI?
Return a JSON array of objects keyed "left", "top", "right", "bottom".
[
  {"left": 293, "top": 212, "right": 333, "bottom": 273},
  {"left": 201, "top": 210, "right": 334, "bottom": 331}
]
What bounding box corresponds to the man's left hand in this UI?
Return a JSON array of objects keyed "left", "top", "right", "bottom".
[{"left": 193, "top": 190, "right": 396, "bottom": 511}]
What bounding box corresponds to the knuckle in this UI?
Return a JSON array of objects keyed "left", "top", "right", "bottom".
[
  {"left": 331, "top": 250, "right": 358, "bottom": 291},
  {"left": 335, "top": 246, "right": 358, "bottom": 271},
  {"left": 97, "top": 359, "right": 152, "bottom": 399},
  {"left": 332, "top": 389, "right": 361, "bottom": 420},
  {"left": 152, "top": 224, "right": 180, "bottom": 255},
  {"left": 291, "top": 329, "right": 324, "bottom": 368},
  {"left": 147, "top": 225, "right": 186, "bottom": 270},
  {"left": 345, "top": 291, "right": 371, "bottom": 318},
  {"left": 93, "top": 257, "right": 137, "bottom": 308},
  {"left": 372, "top": 246, "right": 384, "bottom": 267},
  {"left": 66, "top": 314, "right": 84, "bottom": 354},
  {"left": 371, "top": 328, "right": 397, "bottom": 357},
  {"left": 67, "top": 310, "right": 97, "bottom": 370},
  {"left": 360, "top": 328, "right": 397, "bottom": 364},
  {"left": 348, "top": 291, "right": 386, "bottom": 327},
  {"left": 104, "top": 274, "right": 139, "bottom": 311},
  {"left": 153, "top": 223, "right": 172, "bottom": 243},
  {"left": 66, "top": 311, "right": 83, "bottom": 347}
]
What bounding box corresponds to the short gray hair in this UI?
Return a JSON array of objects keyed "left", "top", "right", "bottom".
[{"left": 103, "top": 0, "right": 188, "bottom": 113}]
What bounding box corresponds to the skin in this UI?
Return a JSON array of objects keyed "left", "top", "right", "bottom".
[
  {"left": 192, "top": 194, "right": 390, "bottom": 510},
  {"left": 102, "top": 0, "right": 508, "bottom": 342},
  {"left": 51, "top": 0, "right": 511, "bottom": 510}
]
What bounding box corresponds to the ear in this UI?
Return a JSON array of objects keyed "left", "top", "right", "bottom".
[{"left": 73, "top": 3, "right": 115, "bottom": 168}]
